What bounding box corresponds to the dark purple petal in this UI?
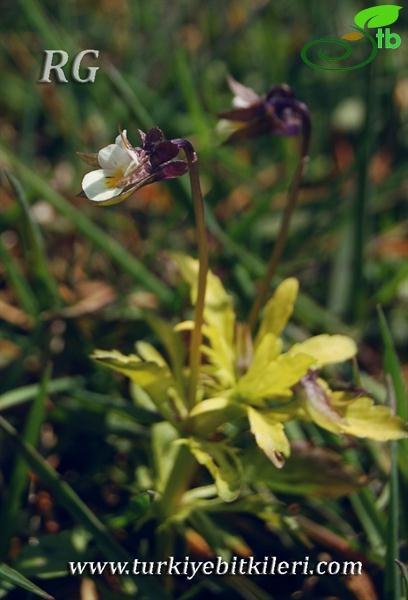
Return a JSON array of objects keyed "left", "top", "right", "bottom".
[
  {"left": 266, "top": 84, "right": 294, "bottom": 101},
  {"left": 155, "top": 160, "right": 188, "bottom": 180},
  {"left": 218, "top": 103, "right": 265, "bottom": 122},
  {"left": 144, "top": 127, "right": 164, "bottom": 148},
  {"left": 121, "top": 161, "right": 188, "bottom": 192},
  {"left": 275, "top": 122, "right": 302, "bottom": 136},
  {"left": 151, "top": 140, "right": 180, "bottom": 166},
  {"left": 267, "top": 97, "right": 300, "bottom": 118},
  {"left": 220, "top": 79, "right": 310, "bottom": 152},
  {"left": 224, "top": 120, "right": 271, "bottom": 144}
]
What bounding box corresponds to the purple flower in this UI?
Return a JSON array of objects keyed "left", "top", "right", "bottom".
[
  {"left": 80, "top": 128, "right": 188, "bottom": 205},
  {"left": 218, "top": 76, "right": 311, "bottom": 154}
]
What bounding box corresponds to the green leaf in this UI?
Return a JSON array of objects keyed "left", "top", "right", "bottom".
[
  {"left": 152, "top": 422, "right": 179, "bottom": 491},
  {"left": 243, "top": 445, "right": 366, "bottom": 497},
  {"left": 354, "top": 5, "right": 402, "bottom": 29},
  {"left": 0, "top": 563, "right": 53, "bottom": 599},
  {"left": 183, "top": 438, "right": 241, "bottom": 502},
  {"left": 247, "top": 407, "right": 290, "bottom": 468}
]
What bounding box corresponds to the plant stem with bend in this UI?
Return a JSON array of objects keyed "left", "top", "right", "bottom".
[
  {"left": 175, "top": 139, "right": 209, "bottom": 409},
  {"left": 248, "top": 133, "right": 310, "bottom": 333}
]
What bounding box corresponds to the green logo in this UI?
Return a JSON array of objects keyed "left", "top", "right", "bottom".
[{"left": 301, "top": 5, "right": 402, "bottom": 71}]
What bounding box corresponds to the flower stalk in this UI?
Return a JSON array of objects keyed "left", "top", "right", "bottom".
[
  {"left": 174, "top": 139, "right": 209, "bottom": 408},
  {"left": 218, "top": 77, "right": 311, "bottom": 332},
  {"left": 248, "top": 148, "right": 309, "bottom": 332}
]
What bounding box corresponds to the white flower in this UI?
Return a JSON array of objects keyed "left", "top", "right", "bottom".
[{"left": 82, "top": 131, "right": 139, "bottom": 205}]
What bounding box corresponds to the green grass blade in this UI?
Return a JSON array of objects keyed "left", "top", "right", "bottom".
[
  {"left": 0, "top": 377, "right": 82, "bottom": 411},
  {"left": 378, "top": 307, "right": 408, "bottom": 480},
  {"left": 175, "top": 49, "right": 211, "bottom": 146},
  {"left": 378, "top": 308, "right": 408, "bottom": 421},
  {"left": 378, "top": 308, "right": 406, "bottom": 599},
  {"left": 0, "top": 415, "right": 165, "bottom": 598},
  {"left": 384, "top": 436, "right": 401, "bottom": 600},
  {"left": 396, "top": 560, "right": 408, "bottom": 599},
  {"left": 349, "top": 62, "right": 374, "bottom": 323},
  {"left": 5, "top": 172, "right": 61, "bottom": 310},
  {"left": 0, "top": 414, "right": 131, "bottom": 562},
  {"left": 0, "top": 366, "right": 50, "bottom": 558},
  {"left": 0, "top": 231, "right": 38, "bottom": 317},
  {"left": 0, "top": 563, "right": 54, "bottom": 600}
]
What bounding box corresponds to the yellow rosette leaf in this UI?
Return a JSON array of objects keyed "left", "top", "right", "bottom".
[
  {"left": 183, "top": 438, "right": 241, "bottom": 502},
  {"left": 333, "top": 393, "right": 408, "bottom": 441},
  {"left": 237, "top": 352, "right": 313, "bottom": 403},
  {"left": 256, "top": 278, "right": 299, "bottom": 345},
  {"left": 290, "top": 334, "right": 357, "bottom": 368},
  {"left": 247, "top": 407, "right": 290, "bottom": 468}
]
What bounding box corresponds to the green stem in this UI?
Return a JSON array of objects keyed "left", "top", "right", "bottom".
[
  {"left": 349, "top": 62, "right": 373, "bottom": 322},
  {"left": 176, "top": 140, "right": 209, "bottom": 408},
  {"left": 248, "top": 153, "right": 308, "bottom": 332}
]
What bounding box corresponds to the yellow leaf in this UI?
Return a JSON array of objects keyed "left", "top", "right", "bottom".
[
  {"left": 251, "top": 333, "right": 282, "bottom": 371},
  {"left": 256, "top": 278, "right": 298, "bottom": 346},
  {"left": 333, "top": 393, "right": 408, "bottom": 441},
  {"left": 247, "top": 407, "right": 290, "bottom": 468},
  {"left": 342, "top": 32, "right": 364, "bottom": 40},
  {"left": 204, "top": 325, "right": 236, "bottom": 387},
  {"left": 173, "top": 254, "right": 236, "bottom": 384},
  {"left": 91, "top": 349, "right": 172, "bottom": 396},
  {"left": 136, "top": 341, "right": 167, "bottom": 366},
  {"left": 237, "top": 352, "right": 313, "bottom": 403},
  {"left": 290, "top": 334, "right": 357, "bottom": 368},
  {"left": 184, "top": 438, "right": 241, "bottom": 502},
  {"left": 189, "top": 397, "right": 242, "bottom": 435}
]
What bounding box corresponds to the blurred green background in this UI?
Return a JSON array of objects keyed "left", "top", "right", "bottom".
[{"left": 0, "top": 1, "right": 408, "bottom": 598}]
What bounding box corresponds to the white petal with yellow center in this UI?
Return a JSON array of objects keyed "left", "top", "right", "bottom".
[
  {"left": 98, "top": 143, "right": 131, "bottom": 171},
  {"left": 82, "top": 169, "right": 125, "bottom": 203}
]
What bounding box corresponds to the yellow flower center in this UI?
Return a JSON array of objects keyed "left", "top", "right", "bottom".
[{"left": 105, "top": 167, "right": 125, "bottom": 189}]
